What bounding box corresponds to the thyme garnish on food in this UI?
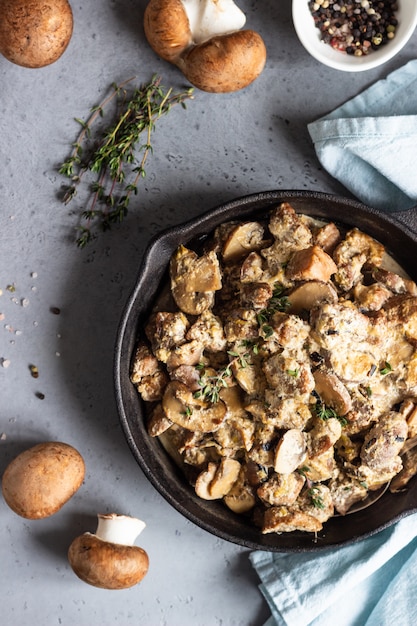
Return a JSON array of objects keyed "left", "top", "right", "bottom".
[
  {"left": 59, "top": 75, "right": 194, "bottom": 247},
  {"left": 257, "top": 283, "right": 290, "bottom": 335},
  {"left": 194, "top": 349, "right": 251, "bottom": 404},
  {"left": 308, "top": 486, "right": 325, "bottom": 510},
  {"left": 313, "top": 400, "right": 348, "bottom": 427},
  {"left": 380, "top": 361, "right": 393, "bottom": 375}
]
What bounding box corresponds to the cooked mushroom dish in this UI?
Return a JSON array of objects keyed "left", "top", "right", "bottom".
[{"left": 131, "top": 203, "right": 417, "bottom": 534}]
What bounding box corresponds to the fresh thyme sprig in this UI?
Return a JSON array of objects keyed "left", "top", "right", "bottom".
[
  {"left": 257, "top": 283, "right": 290, "bottom": 336},
  {"left": 194, "top": 347, "right": 252, "bottom": 404},
  {"left": 313, "top": 399, "right": 348, "bottom": 427},
  {"left": 59, "top": 75, "right": 194, "bottom": 247},
  {"left": 308, "top": 486, "right": 325, "bottom": 510}
]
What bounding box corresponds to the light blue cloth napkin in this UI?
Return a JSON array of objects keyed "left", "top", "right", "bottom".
[
  {"left": 250, "top": 513, "right": 417, "bottom": 626},
  {"left": 308, "top": 59, "right": 417, "bottom": 212}
]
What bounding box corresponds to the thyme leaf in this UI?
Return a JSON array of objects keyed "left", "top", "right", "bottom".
[{"left": 59, "top": 75, "right": 194, "bottom": 247}]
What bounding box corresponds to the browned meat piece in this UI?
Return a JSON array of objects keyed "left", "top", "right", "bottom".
[
  {"left": 285, "top": 246, "right": 337, "bottom": 282},
  {"left": 147, "top": 404, "right": 172, "bottom": 437},
  {"left": 361, "top": 411, "right": 408, "bottom": 473},
  {"left": 313, "top": 221, "right": 341, "bottom": 254},
  {"left": 166, "top": 340, "right": 204, "bottom": 371},
  {"left": 257, "top": 471, "right": 305, "bottom": 506},
  {"left": 297, "top": 483, "right": 334, "bottom": 523},
  {"left": 390, "top": 440, "right": 417, "bottom": 492},
  {"left": 145, "top": 311, "right": 189, "bottom": 362},
  {"left": 353, "top": 282, "right": 393, "bottom": 312},
  {"left": 263, "top": 352, "right": 315, "bottom": 399},
  {"left": 261, "top": 203, "right": 313, "bottom": 272},
  {"left": 240, "top": 282, "right": 273, "bottom": 310},
  {"left": 186, "top": 310, "right": 227, "bottom": 352},
  {"left": 131, "top": 342, "right": 160, "bottom": 383},
  {"left": 262, "top": 506, "right": 323, "bottom": 534},
  {"left": 329, "top": 469, "right": 368, "bottom": 515},
  {"left": 372, "top": 266, "right": 417, "bottom": 296},
  {"left": 224, "top": 308, "right": 259, "bottom": 342},
  {"left": 131, "top": 342, "right": 169, "bottom": 402},
  {"left": 383, "top": 295, "right": 417, "bottom": 342},
  {"left": 306, "top": 417, "right": 342, "bottom": 458},
  {"left": 333, "top": 228, "right": 385, "bottom": 291}
]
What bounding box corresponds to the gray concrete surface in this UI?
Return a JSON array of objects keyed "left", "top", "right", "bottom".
[{"left": 1, "top": 1, "right": 416, "bottom": 625}]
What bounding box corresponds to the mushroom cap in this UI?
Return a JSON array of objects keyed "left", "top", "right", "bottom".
[
  {"left": 144, "top": 0, "right": 192, "bottom": 62},
  {"left": 179, "top": 30, "right": 267, "bottom": 93},
  {"left": 0, "top": 0, "right": 73, "bottom": 68},
  {"left": 68, "top": 533, "right": 149, "bottom": 589},
  {"left": 1, "top": 441, "right": 85, "bottom": 519}
]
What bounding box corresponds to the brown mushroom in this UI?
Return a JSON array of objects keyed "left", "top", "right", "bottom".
[
  {"left": 2, "top": 441, "right": 85, "bottom": 519},
  {"left": 68, "top": 513, "right": 149, "bottom": 589},
  {"left": 0, "top": 0, "right": 73, "bottom": 68},
  {"left": 144, "top": 0, "right": 267, "bottom": 93}
]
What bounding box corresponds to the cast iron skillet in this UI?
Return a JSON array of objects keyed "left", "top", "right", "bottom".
[{"left": 114, "top": 190, "right": 417, "bottom": 552}]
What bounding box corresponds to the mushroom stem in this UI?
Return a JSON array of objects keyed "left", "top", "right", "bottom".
[
  {"left": 95, "top": 513, "right": 146, "bottom": 546},
  {"left": 182, "top": 0, "right": 246, "bottom": 44}
]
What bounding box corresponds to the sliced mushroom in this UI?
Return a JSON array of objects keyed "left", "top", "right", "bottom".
[
  {"left": 147, "top": 404, "right": 173, "bottom": 437},
  {"left": 313, "top": 368, "right": 353, "bottom": 416},
  {"left": 222, "top": 221, "right": 265, "bottom": 262},
  {"left": 170, "top": 245, "right": 222, "bottom": 315},
  {"left": 285, "top": 245, "right": 337, "bottom": 282},
  {"left": 209, "top": 458, "right": 241, "bottom": 498},
  {"left": 287, "top": 280, "right": 338, "bottom": 314},
  {"left": 162, "top": 381, "right": 226, "bottom": 432},
  {"left": 224, "top": 478, "right": 256, "bottom": 513},
  {"left": 195, "top": 458, "right": 241, "bottom": 499},
  {"left": 274, "top": 429, "right": 307, "bottom": 474}
]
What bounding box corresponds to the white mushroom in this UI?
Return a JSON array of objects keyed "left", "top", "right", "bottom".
[
  {"left": 144, "top": 0, "right": 267, "bottom": 93},
  {"left": 68, "top": 513, "right": 149, "bottom": 589}
]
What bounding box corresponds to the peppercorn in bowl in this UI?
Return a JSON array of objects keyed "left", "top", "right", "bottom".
[
  {"left": 292, "top": 0, "right": 417, "bottom": 72},
  {"left": 115, "top": 190, "right": 417, "bottom": 552}
]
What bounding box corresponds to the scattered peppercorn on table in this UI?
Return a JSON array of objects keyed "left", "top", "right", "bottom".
[{"left": 1, "top": 1, "right": 417, "bottom": 625}]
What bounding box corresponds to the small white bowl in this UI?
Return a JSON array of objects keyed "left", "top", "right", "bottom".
[{"left": 292, "top": 0, "right": 417, "bottom": 72}]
